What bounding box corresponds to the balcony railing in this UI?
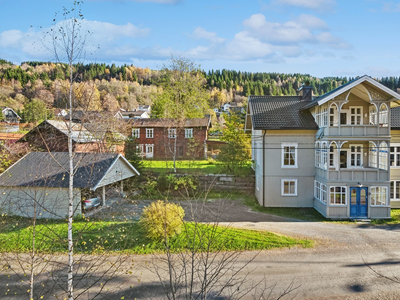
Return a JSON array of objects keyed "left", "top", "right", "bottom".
[
  {"left": 317, "top": 167, "right": 389, "bottom": 182},
  {"left": 323, "top": 125, "right": 390, "bottom": 137}
]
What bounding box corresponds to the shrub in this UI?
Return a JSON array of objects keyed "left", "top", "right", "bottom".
[{"left": 140, "top": 201, "right": 185, "bottom": 240}]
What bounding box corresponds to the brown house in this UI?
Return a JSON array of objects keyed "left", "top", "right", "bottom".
[
  {"left": 129, "top": 118, "right": 210, "bottom": 159},
  {"left": 19, "top": 120, "right": 125, "bottom": 154}
]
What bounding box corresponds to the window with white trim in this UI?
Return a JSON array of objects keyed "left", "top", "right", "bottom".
[
  {"left": 168, "top": 128, "right": 176, "bottom": 138},
  {"left": 329, "top": 105, "right": 338, "bottom": 126},
  {"left": 132, "top": 128, "right": 140, "bottom": 138},
  {"left": 390, "top": 144, "right": 400, "bottom": 167},
  {"left": 369, "top": 142, "right": 377, "bottom": 168},
  {"left": 146, "top": 128, "right": 154, "bottom": 138},
  {"left": 315, "top": 142, "right": 320, "bottom": 168},
  {"left": 379, "top": 142, "right": 388, "bottom": 170},
  {"left": 282, "top": 143, "right": 297, "bottom": 168},
  {"left": 379, "top": 104, "right": 388, "bottom": 127},
  {"left": 370, "top": 186, "right": 387, "bottom": 206},
  {"left": 350, "top": 106, "right": 363, "bottom": 125},
  {"left": 314, "top": 181, "right": 327, "bottom": 203},
  {"left": 329, "top": 144, "right": 337, "bottom": 168},
  {"left": 322, "top": 142, "right": 328, "bottom": 169},
  {"left": 369, "top": 105, "right": 377, "bottom": 125},
  {"left": 349, "top": 144, "right": 362, "bottom": 167},
  {"left": 330, "top": 186, "right": 347, "bottom": 205},
  {"left": 185, "top": 128, "right": 193, "bottom": 138},
  {"left": 281, "top": 179, "right": 297, "bottom": 196},
  {"left": 390, "top": 181, "right": 400, "bottom": 201}
]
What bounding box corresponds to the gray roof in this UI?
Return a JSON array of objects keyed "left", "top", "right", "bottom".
[
  {"left": 0, "top": 152, "right": 132, "bottom": 189},
  {"left": 391, "top": 107, "right": 400, "bottom": 129},
  {"left": 22, "top": 120, "right": 98, "bottom": 143},
  {"left": 248, "top": 96, "right": 318, "bottom": 130}
]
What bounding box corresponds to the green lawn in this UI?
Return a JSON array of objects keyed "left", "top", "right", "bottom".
[
  {"left": 0, "top": 217, "right": 312, "bottom": 254},
  {"left": 370, "top": 209, "right": 400, "bottom": 225},
  {"left": 142, "top": 160, "right": 253, "bottom": 175}
]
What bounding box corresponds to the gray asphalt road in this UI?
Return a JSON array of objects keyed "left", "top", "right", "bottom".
[{"left": 3, "top": 199, "right": 400, "bottom": 299}]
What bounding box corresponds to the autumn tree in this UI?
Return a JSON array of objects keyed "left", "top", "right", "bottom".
[{"left": 152, "top": 56, "right": 209, "bottom": 171}]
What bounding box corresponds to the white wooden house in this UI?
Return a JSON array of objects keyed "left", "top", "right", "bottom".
[{"left": 246, "top": 75, "right": 400, "bottom": 219}]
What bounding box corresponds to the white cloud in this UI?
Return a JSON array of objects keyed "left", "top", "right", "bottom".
[
  {"left": 382, "top": 2, "right": 400, "bottom": 12},
  {"left": 275, "top": 0, "right": 336, "bottom": 10},
  {"left": 191, "top": 27, "right": 225, "bottom": 43},
  {"left": 0, "top": 19, "right": 151, "bottom": 61}
]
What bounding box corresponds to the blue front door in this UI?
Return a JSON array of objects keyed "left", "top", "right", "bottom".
[{"left": 350, "top": 187, "right": 368, "bottom": 218}]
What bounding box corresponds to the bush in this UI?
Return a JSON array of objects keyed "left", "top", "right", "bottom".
[{"left": 140, "top": 201, "right": 185, "bottom": 240}]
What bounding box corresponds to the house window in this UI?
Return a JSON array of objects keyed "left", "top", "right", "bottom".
[
  {"left": 132, "top": 128, "right": 140, "bottom": 138},
  {"left": 390, "top": 145, "right": 400, "bottom": 167},
  {"left": 369, "top": 142, "right": 378, "bottom": 168},
  {"left": 330, "top": 186, "right": 347, "bottom": 205},
  {"left": 145, "top": 144, "right": 154, "bottom": 158},
  {"left": 185, "top": 128, "right": 193, "bottom": 138},
  {"left": 349, "top": 144, "right": 362, "bottom": 167},
  {"left": 282, "top": 143, "right": 298, "bottom": 168},
  {"left": 146, "top": 128, "right": 154, "bottom": 138},
  {"left": 329, "top": 104, "right": 338, "bottom": 126},
  {"left": 281, "top": 179, "right": 297, "bottom": 196},
  {"left": 168, "top": 128, "right": 176, "bottom": 139},
  {"left": 379, "top": 104, "right": 388, "bottom": 127},
  {"left": 322, "top": 142, "right": 328, "bottom": 169},
  {"left": 329, "top": 144, "right": 337, "bottom": 168},
  {"left": 369, "top": 105, "right": 377, "bottom": 125},
  {"left": 390, "top": 181, "right": 400, "bottom": 201},
  {"left": 315, "top": 142, "right": 320, "bottom": 168},
  {"left": 379, "top": 142, "right": 388, "bottom": 170},
  {"left": 314, "top": 181, "right": 327, "bottom": 203},
  {"left": 370, "top": 186, "right": 387, "bottom": 206},
  {"left": 350, "top": 107, "right": 363, "bottom": 125}
]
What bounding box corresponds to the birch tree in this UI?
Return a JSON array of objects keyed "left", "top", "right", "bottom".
[{"left": 46, "top": 2, "right": 88, "bottom": 299}]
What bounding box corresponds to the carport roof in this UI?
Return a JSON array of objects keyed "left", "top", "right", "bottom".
[{"left": 0, "top": 152, "right": 139, "bottom": 189}]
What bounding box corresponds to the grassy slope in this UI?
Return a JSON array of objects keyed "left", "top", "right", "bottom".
[
  {"left": 0, "top": 217, "right": 312, "bottom": 254},
  {"left": 142, "top": 160, "right": 253, "bottom": 175}
]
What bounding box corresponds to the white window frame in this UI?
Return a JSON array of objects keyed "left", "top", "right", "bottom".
[
  {"left": 370, "top": 186, "right": 388, "bottom": 206},
  {"left": 390, "top": 143, "right": 400, "bottom": 168},
  {"left": 349, "top": 106, "right": 363, "bottom": 125},
  {"left": 390, "top": 181, "right": 400, "bottom": 201},
  {"left": 329, "top": 143, "right": 337, "bottom": 169},
  {"left": 146, "top": 128, "right": 154, "bottom": 139},
  {"left": 379, "top": 142, "right": 388, "bottom": 170},
  {"left": 330, "top": 186, "right": 347, "bottom": 206},
  {"left": 145, "top": 144, "right": 154, "bottom": 158},
  {"left": 369, "top": 104, "right": 378, "bottom": 125},
  {"left": 379, "top": 103, "right": 388, "bottom": 127},
  {"left": 281, "top": 142, "right": 298, "bottom": 168},
  {"left": 369, "top": 142, "right": 378, "bottom": 168},
  {"left": 168, "top": 128, "right": 176, "bottom": 139},
  {"left": 314, "top": 180, "right": 327, "bottom": 204},
  {"left": 281, "top": 179, "right": 298, "bottom": 196},
  {"left": 185, "top": 128, "right": 193, "bottom": 139},
  {"left": 349, "top": 144, "right": 363, "bottom": 168},
  {"left": 132, "top": 128, "right": 140, "bottom": 138}
]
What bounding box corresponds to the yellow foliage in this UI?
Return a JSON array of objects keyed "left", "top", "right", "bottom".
[{"left": 139, "top": 201, "right": 185, "bottom": 240}]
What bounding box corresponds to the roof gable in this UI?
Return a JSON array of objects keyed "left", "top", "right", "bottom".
[
  {"left": 302, "top": 75, "right": 400, "bottom": 110},
  {"left": 0, "top": 152, "right": 139, "bottom": 189}
]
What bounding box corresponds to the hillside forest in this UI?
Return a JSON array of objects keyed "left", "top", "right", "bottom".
[{"left": 1, "top": 58, "right": 400, "bottom": 124}]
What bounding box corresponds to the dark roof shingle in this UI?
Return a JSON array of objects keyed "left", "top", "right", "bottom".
[
  {"left": 248, "top": 96, "right": 318, "bottom": 130},
  {"left": 0, "top": 152, "right": 120, "bottom": 189},
  {"left": 129, "top": 118, "right": 210, "bottom": 128}
]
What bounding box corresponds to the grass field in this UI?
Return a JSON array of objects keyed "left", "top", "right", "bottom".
[
  {"left": 0, "top": 217, "right": 312, "bottom": 254},
  {"left": 142, "top": 160, "right": 253, "bottom": 175}
]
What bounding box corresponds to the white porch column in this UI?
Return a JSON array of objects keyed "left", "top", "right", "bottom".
[{"left": 102, "top": 186, "right": 106, "bottom": 206}]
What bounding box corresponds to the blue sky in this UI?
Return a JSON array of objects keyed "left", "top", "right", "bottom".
[{"left": 0, "top": 0, "right": 399, "bottom": 78}]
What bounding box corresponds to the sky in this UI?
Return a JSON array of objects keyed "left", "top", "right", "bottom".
[{"left": 0, "top": 0, "right": 399, "bottom": 78}]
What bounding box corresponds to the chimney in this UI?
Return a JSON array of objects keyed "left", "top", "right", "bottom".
[{"left": 299, "top": 81, "right": 313, "bottom": 101}]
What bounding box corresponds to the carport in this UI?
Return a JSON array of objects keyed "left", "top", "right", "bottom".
[{"left": 0, "top": 152, "right": 140, "bottom": 219}]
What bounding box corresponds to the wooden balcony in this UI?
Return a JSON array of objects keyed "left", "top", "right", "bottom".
[{"left": 323, "top": 125, "right": 390, "bottom": 138}]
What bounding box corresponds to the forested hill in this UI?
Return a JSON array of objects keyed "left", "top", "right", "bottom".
[{"left": 1, "top": 59, "right": 400, "bottom": 122}]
